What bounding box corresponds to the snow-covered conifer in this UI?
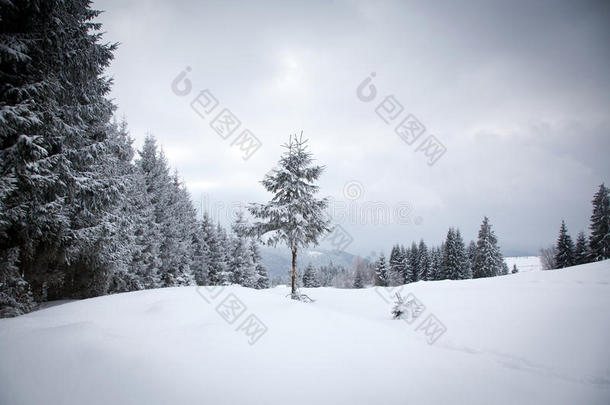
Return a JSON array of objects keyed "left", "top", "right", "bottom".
[
  {"left": 555, "top": 221, "right": 575, "bottom": 269},
  {"left": 406, "top": 242, "right": 419, "bottom": 282},
  {"left": 248, "top": 133, "right": 331, "bottom": 299},
  {"left": 442, "top": 228, "right": 470, "bottom": 280},
  {"left": 200, "top": 213, "right": 228, "bottom": 285},
  {"left": 467, "top": 241, "right": 477, "bottom": 268},
  {"left": 230, "top": 212, "right": 256, "bottom": 287},
  {"left": 388, "top": 245, "right": 404, "bottom": 286},
  {"left": 374, "top": 253, "right": 389, "bottom": 287},
  {"left": 473, "top": 217, "right": 505, "bottom": 278},
  {"left": 417, "top": 240, "right": 430, "bottom": 281},
  {"left": 589, "top": 184, "right": 610, "bottom": 261},
  {"left": 574, "top": 231, "right": 589, "bottom": 266},
  {"left": 0, "top": 0, "right": 122, "bottom": 302},
  {"left": 302, "top": 263, "right": 320, "bottom": 288},
  {"left": 250, "top": 242, "right": 270, "bottom": 289}
]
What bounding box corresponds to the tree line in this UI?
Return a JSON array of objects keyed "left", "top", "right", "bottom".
[
  {"left": 374, "top": 216, "right": 512, "bottom": 287},
  {"left": 0, "top": 0, "right": 268, "bottom": 317},
  {"left": 293, "top": 216, "right": 512, "bottom": 290},
  {"left": 541, "top": 184, "right": 610, "bottom": 270}
]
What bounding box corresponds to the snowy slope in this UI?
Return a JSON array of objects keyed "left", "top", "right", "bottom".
[
  {"left": 1, "top": 261, "right": 609, "bottom": 405},
  {"left": 505, "top": 256, "right": 543, "bottom": 272}
]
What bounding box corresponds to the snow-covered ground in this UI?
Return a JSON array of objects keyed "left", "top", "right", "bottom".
[
  {"left": 1, "top": 261, "right": 609, "bottom": 405},
  {"left": 505, "top": 255, "right": 543, "bottom": 272}
]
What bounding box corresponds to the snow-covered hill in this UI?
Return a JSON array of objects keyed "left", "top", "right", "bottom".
[
  {"left": 504, "top": 256, "right": 543, "bottom": 272},
  {"left": 1, "top": 261, "right": 609, "bottom": 404}
]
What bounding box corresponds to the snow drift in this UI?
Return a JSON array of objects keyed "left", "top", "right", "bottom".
[{"left": 1, "top": 260, "right": 609, "bottom": 405}]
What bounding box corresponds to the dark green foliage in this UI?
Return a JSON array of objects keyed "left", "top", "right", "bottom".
[
  {"left": 554, "top": 221, "right": 575, "bottom": 269},
  {"left": 473, "top": 217, "right": 505, "bottom": 278},
  {"left": 589, "top": 184, "right": 610, "bottom": 262},
  {"left": 574, "top": 231, "right": 589, "bottom": 265},
  {"left": 374, "top": 253, "right": 389, "bottom": 286}
]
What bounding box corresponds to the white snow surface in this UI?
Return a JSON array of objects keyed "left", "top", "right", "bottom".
[
  {"left": 505, "top": 255, "right": 543, "bottom": 272},
  {"left": 1, "top": 260, "right": 609, "bottom": 405}
]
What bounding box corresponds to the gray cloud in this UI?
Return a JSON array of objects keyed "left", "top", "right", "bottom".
[{"left": 95, "top": 0, "right": 610, "bottom": 256}]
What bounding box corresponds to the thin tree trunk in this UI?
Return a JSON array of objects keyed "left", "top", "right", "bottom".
[{"left": 291, "top": 248, "right": 297, "bottom": 297}]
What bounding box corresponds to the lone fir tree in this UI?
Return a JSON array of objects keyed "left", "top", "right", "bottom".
[{"left": 249, "top": 133, "right": 330, "bottom": 299}]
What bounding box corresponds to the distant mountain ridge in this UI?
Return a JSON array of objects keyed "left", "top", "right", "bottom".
[{"left": 259, "top": 247, "right": 360, "bottom": 278}]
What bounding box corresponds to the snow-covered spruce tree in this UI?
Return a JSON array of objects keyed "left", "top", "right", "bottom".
[
  {"left": 128, "top": 164, "right": 162, "bottom": 289},
  {"left": 454, "top": 229, "right": 470, "bottom": 280},
  {"left": 391, "top": 293, "right": 405, "bottom": 319},
  {"left": 417, "top": 240, "right": 430, "bottom": 281},
  {"left": 192, "top": 219, "right": 211, "bottom": 286},
  {"left": 0, "top": 0, "right": 126, "bottom": 304},
  {"left": 589, "top": 184, "right": 610, "bottom": 262},
  {"left": 302, "top": 263, "right": 320, "bottom": 288},
  {"left": 216, "top": 223, "right": 232, "bottom": 284},
  {"left": 0, "top": 148, "right": 34, "bottom": 314},
  {"left": 554, "top": 221, "right": 575, "bottom": 269},
  {"left": 388, "top": 245, "right": 404, "bottom": 285},
  {"left": 467, "top": 240, "right": 477, "bottom": 268},
  {"left": 351, "top": 258, "right": 369, "bottom": 289},
  {"left": 456, "top": 229, "right": 472, "bottom": 279},
  {"left": 399, "top": 245, "right": 409, "bottom": 283},
  {"left": 249, "top": 242, "right": 270, "bottom": 289},
  {"left": 137, "top": 137, "right": 171, "bottom": 282},
  {"left": 70, "top": 122, "right": 140, "bottom": 297},
  {"left": 428, "top": 246, "right": 442, "bottom": 281},
  {"left": 401, "top": 245, "right": 411, "bottom": 282},
  {"left": 501, "top": 260, "right": 510, "bottom": 276},
  {"left": 200, "top": 213, "right": 229, "bottom": 285},
  {"left": 230, "top": 212, "right": 256, "bottom": 287},
  {"left": 353, "top": 267, "right": 365, "bottom": 289},
  {"left": 389, "top": 250, "right": 405, "bottom": 286},
  {"left": 160, "top": 172, "right": 196, "bottom": 287},
  {"left": 473, "top": 217, "right": 505, "bottom": 278},
  {"left": 248, "top": 134, "right": 331, "bottom": 300},
  {"left": 317, "top": 264, "right": 329, "bottom": 287},
  {"left": 330, "top": 264, "right": 350, "bottom": 288},
  {"left": 440, "top": 230, "right": 455, "bottom": 280},
  {"left": 103, "top": 119, "right": 145, "bottom": 293},
  {"left": 319, "top": 261, "right": 343, "bottom": 287},
  {"left": 406, "top": 242, "right": 419, "bottom": 282},
  {"left": 137, "top": 138, "right": 196, "bottom": 287},
  {"left": 0, "top": 248, "right": 34, "bottom": 317},
  {"left": 374, "top": 253, "right": 389, "bottom": 286},
  {"left": 441, "top": 228, "right": 471, "bottom": 280},
  {"left": 574, "top": 231, "right": 589, "bottom": 266},
  {"left": 388, "top": 245, "right": 400, "bottom": 274}
]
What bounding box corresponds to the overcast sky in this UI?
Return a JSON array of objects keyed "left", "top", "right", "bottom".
[{"left": 94, "top": 0, "right": 610, "bottom": 256}]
